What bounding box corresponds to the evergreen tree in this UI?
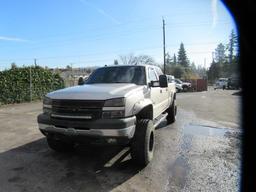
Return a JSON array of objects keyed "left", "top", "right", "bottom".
[
  {"left": 177, "top": 43, "right": 189, "bottom": 67},
  {"left": 190, "top": 62, "right": 197, "bottom": 74},
  {"left": 173, "top": 54, "right": 177, "bottom": 66},
  {"left": 172, "top": 65, "right": 184, "bottom": 78},
  {"left": 166, "top": 53, "right": 172, "bottom": 65},
  {"left": 208, "top": 60, "right": 221, "bottom": 82},
  {"left": 228, "top": 30, "right": 238, "bottom": 64},
  {"left": 214, "top": 43, "right": 226, "bottom": 63}
]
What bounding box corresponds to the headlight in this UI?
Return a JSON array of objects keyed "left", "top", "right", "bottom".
[
  {"left": 102, "top": 98, "right": 125, "bottom": 118},
  {"left": 104, "top": 98, "right": 125, "bottom": 107},
  {"left": 102, "top": 110, "right": 125, "bottom": 119},
  {"left": 43, "top": 96, "right": 52, "bottom": 114}
]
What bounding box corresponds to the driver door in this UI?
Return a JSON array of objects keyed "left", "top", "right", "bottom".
[{"left": 148, "top": 67, "right": 162, "bottom": 118}]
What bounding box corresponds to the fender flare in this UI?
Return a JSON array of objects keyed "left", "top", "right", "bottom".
[{"left": 132, "top": 99, "right": 153, "bottom": 116}]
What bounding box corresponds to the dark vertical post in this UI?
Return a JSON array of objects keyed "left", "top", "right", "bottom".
[{"left": 163, "top": 18, "right": 166, "bottom": 74}]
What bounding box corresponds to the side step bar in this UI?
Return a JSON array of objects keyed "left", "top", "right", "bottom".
[{"left": 153, "top": 113, "right": 168, "bottom": 128}]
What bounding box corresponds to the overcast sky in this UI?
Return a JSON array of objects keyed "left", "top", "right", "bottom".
[{"left": 0, "top": 0, "right": 237, "bottom": 70}]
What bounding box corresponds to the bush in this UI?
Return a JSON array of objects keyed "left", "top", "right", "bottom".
[{"left": 0, "top": 66, "right": 64, "bottom": 105}]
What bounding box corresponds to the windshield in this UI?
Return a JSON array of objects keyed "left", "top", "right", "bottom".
[{"left": 86, "top": 66, "right": 146, "bottom": 85}]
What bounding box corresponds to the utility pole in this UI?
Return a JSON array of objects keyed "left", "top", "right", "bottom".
[
  {"left": 70, "top": 63, "right": 74, "bottom": 86},
  {"left": 162, "top": 18, "right": 166, "bottom": 74},
  {"left": 30, "top": 65, "right": 32, "bottom": 102},
  {"left": 29, "top": 58, "right": 37, "bottom": 102}
]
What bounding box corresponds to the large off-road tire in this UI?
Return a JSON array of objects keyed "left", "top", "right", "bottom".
[
  {"left": 130, "top": 119, "right": 155, "bottom": 167},
  {"left": 47, "top": 137, "right": 74, "bottom": 152},
  {"left": 166, "top": 99, "right": 177, "bottom": 124}
]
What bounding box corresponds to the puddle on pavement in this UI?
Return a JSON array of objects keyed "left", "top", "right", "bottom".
[
  {"left": 168, "top": 155, "right": 190, "bottom": 190},
  {"left": 167, "top": 122, "right": 240, "bottom": 190},
  {"left": 183, "top": 123, "right": 230, "bottom": 137}
]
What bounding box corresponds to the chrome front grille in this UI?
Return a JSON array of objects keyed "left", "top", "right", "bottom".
[{"left": 51, "top": 99, "right": 104, "bottom": 120}]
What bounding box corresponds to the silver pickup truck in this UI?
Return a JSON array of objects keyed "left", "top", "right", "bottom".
[{"left": 37, "top": 64, "right": 177, "bottom": 166}]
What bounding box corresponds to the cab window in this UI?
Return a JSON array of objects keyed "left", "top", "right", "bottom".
[{"left": 148, "top": 68, "right": 158, "bottom": 82}]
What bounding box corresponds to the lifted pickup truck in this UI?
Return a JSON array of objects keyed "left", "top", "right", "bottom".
[{"left": 38, "top": 65, "right": 177, "bottom": 166}]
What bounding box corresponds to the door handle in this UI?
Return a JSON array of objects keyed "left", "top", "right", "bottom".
[{"left": 160, "top": 90, "right": 162, "bottom": 93}]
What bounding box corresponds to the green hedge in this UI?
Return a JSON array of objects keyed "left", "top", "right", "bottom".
[{"left": 0, "top": 66, "right": 64, "bottom": 105}]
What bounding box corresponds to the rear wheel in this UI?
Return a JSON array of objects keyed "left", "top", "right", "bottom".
[
  {"left": 130, "top": 119, "right": 155, "bottom": 167},
  {"left": 166, "top": 99, "right": 177, "bottom": 124},
  {"left": 47, "top": 137, "right": 74, "bottom": 152}
]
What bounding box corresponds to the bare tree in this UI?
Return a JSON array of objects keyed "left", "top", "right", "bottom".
[
  {"left": 114, "top": 59, "right": 119, "bottom": 65},
  {"left": 11, "top": 62, "right": 17, "bottom": 69},
  {"left": 119, "top": 54, "right": 138, "bottom": 65},
  {"left": 136, "top": 55, "right": 155, "bottom": 65},
  {"left": 119, "top": 54, "right": 155, "bottom": 65}
]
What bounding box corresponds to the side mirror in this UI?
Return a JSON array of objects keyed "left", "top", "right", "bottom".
[
  {"left": 159, "top": 75, "right": 168, "bottom": 88},
  {"left": 78, "top": 77, "right": 84, "bottom": 85}
]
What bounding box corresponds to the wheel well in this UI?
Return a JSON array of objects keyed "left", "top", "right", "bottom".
[{"left": 136, "top": 105, "right": 153, "bottom": 120}]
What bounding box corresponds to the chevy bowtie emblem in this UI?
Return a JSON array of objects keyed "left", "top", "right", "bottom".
[{"left": 72, "top": 108, "right": 80, "bottom": 112}]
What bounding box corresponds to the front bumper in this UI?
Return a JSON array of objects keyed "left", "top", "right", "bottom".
[{"left": 37, "top": 114, "right": 136, "bottom": 139}]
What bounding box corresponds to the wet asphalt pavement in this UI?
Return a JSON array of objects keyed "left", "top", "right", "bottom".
[{"left": 0, "top": 89, "right": 241, "bottom": 191}]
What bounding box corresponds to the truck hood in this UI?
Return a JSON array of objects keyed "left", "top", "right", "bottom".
[{"left": 47, "top": 83, "right": 143, "bottom": 100}]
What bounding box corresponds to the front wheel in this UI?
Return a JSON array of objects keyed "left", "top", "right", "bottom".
[
  {"left": 130, "top": 119, "right": 155, "bottom": 167},
  {"left": 166, "top": 99, "right": 177, "bottom": 124}
]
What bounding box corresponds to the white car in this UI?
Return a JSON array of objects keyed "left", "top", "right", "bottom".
[
  {"left": 167, "top": 75, "right": 182, "bottom": 92},
  {"left": 175, "top": 79, "right": 191, "bottom": 92},
  {"left": 214, "top": 78, "right": 228, "bottom": 90},
  {"left": 175, "top": 83, "right": 183, "bottom": 92}
]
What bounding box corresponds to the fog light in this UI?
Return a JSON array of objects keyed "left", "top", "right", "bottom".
[{"left": 107, "top": 138, "right": 117, "bottom": 144}]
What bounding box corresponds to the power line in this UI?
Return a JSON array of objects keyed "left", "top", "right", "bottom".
[{"left": 1, "top": 21, "right": 231, "bottom": 52}]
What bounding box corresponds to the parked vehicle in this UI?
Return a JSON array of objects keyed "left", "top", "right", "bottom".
[
  {"left": 175, "top": 79, "right": 191, "bottom": 92},
  {"left": 37, "top": 65, "right": 177, "bottom": 166},
  {"left": 170, "top": 78, "right": 182, "bottom": 92},
  {"left": 175, "top": 83, "right": 183, "bottom": 92},
  {"left": 214, "top": 78, "right": 228, "bottom": 90},
  {"left": 227, "top": 77, "right": 240, "bottom": 90},
  {"left": 167, "top": 75, "right": 175, "bottom": 83},
  {"left": 167, "top": 75, "right": 183, "bottom": 92}
]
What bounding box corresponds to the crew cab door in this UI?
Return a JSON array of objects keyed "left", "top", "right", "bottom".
[{"left": 148, "top": 67, "right": 167, "bottom": 118}]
